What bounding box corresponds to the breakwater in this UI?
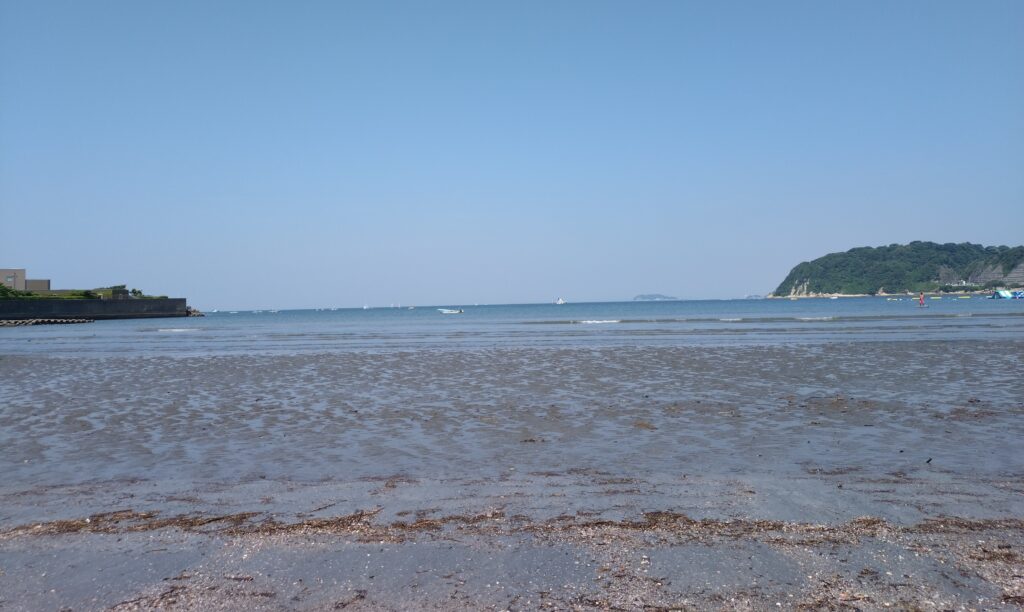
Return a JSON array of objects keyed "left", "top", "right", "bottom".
[
  {"left": 0, "top": 298, "right": 186, "bottom": 320},
  {"left": 0, "top": 318, "right": 94, "bottom": 327}
]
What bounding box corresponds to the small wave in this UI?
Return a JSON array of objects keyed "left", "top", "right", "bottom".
[
  {"left": 719, "top": 318, "right": 743, "bottom": 322},
  {"left": 157, "top": 328, "right": 198, "bottom": 333},
  {"left": 796, "top": 316, "right": 835, "bottom": 321},
  {"left": 574, "top": 320, "right": 621, "bottom": 324}
]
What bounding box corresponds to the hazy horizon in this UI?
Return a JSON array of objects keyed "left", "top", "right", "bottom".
[{"left": 3, "top": 1, "right": 1022, "bottom": 310}]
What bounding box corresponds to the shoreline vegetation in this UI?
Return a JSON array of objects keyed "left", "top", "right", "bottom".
[{"left": 0, "top": 284, "right": 167, "bottom": 300}]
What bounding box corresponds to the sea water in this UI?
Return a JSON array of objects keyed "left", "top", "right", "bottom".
[{"left": 2, "top": 296, "right": 1022, "bottom": 356}]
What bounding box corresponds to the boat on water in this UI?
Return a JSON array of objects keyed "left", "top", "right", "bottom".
[
  {"left": 438, "top": 308, "right": 464, "bottom": 314},
  {"left": 555, "top": 298, "right": 567, "bottom": 305},
  {"left": 989, "top": 290, "right": 1024, "bottom": 299}
]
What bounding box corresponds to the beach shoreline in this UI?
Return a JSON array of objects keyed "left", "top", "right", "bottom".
[{"left": 2, "top": 341, "right": 1022, "bottom": 608}]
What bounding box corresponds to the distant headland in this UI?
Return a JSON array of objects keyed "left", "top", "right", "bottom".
[
  {"left": 770, "top": 242, "right": 1024, "bottom": 297},
  {"left": 633, "top": 294, "right": 678, "bottom": 301}
]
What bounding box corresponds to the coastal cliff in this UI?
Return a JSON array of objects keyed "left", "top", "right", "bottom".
[{"left": 772, "top": 242, "right": 1024, "bottom": 297}]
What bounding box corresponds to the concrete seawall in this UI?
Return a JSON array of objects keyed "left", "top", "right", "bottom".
[{"left": 0, "top": 298, "right": 187, "bottom": 320}]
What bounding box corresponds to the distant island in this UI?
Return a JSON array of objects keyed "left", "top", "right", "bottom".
[
  {"left": 771, "top": 242, "right": 1024, "bottom": 297},
  {"left": 633, "top": 294, "right": 678, "bottom": 301}
]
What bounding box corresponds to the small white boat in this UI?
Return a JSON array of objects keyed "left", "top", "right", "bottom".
[
  {"left": 555, "top": 297, "right": 567, "bottom": 305},
  {"left": 438, "top": 308, "right": 464, "bottom": 314}
]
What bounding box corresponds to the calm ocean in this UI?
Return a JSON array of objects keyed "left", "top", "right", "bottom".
[{"left": 3, "top": 296, "right": 1022, "bottom": 356}]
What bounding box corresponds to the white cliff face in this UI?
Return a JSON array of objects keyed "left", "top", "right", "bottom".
[
  {"left": 969, "top": 262, "right": 1024, "bottom": 286},
  {"left": 790, "top": 280, "right": 811, "bottom": 297},
  {"left": 768, "top": 280, "right": 810, "bottom": 298}
]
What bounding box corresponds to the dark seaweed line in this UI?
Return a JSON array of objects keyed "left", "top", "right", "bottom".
[{"left": 4, "top": 509, "right": 1022, "bottom": 543}]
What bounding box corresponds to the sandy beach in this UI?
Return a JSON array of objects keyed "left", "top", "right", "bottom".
[{"left": 1, "top": 339, "right": 1022, "bottom": 609}]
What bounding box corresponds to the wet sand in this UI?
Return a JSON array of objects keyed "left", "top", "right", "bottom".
[{"left": 1, "top": 341, "right": 1022, "bottom": 609}]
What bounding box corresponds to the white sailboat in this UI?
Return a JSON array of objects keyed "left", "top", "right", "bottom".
[{"left": 555, "top": 297, "right": 567, "bottom": 305}]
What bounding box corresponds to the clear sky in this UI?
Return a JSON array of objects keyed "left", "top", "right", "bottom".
[{"left": 2, "top": 1, "right": 1022, "bottom": 309}]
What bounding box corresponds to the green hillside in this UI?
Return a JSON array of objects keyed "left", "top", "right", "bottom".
[{"left": 773, "top": 242, "right": 1024, "bottom": 296}]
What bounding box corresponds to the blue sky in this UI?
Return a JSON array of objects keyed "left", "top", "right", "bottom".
[{"left": 2, "top": 1, "right": 1022, "bottom": 309}]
